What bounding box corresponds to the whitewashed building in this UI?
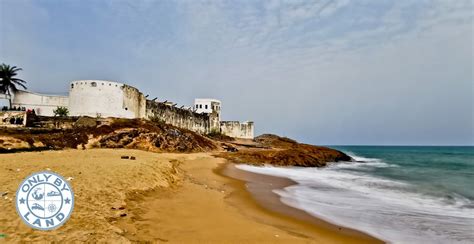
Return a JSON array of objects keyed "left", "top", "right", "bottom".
[
  {"left": 12, "top": 90, "right": 68, "bottom": 116},
  {"left": 194, "top": 98, "right": 254, "bottom": 139},
  {"left": 9, "top": 80, "right": 254, "bottom": 138},
  {"left": 69, "top": 80, "right": 146, "bottom": 118}
]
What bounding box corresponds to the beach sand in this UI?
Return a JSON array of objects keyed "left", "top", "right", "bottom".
[{"left": 0, "top": 149, "right": 381, "bottom": 243}]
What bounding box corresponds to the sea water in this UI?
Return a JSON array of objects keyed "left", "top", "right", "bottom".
[{"left": 237, "top": 146, "right": 474, "bottom": 243}]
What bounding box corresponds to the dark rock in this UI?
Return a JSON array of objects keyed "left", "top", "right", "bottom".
[
  {"left": 218, "top": 134, "right": 352, "bottom": 167},
  {"left": 222, "top": 144, "right": 238, "bottom": 152}
]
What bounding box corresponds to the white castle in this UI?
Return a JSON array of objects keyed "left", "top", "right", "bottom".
[{"left": 10, "top": 80, "right": 254, "bottom": 139}]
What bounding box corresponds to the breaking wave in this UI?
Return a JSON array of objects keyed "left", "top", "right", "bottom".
[{"left": 237, "top": 151, "right": 474, "bottom": 243}]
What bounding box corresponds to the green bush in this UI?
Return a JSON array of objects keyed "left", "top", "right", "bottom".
[{"left": 53, "top": 106, "right": 69, "bottom": 117}]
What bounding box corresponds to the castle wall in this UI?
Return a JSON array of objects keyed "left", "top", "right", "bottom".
[
  {"left": 12, "top": 90, "right": 69, "bottom": 116},
  {"left": 145, "top": 100, "right": 211, "bottom": 134},
  {"left": 122, "top": 84, "right": 147, "bottom": 118},
  {"left": 69, "top": 80, "right": 146, "bottom": 118},
  {"left": 194, "top": 98, "right": 221, "bottom": 133},
  {"left": 11, "top": 81, "right": 255, "bottom": 139},
  {"left": 220, "top": 121, "right": 254, "bottom": 139}
]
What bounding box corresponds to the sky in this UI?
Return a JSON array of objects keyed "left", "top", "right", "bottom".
[{"left": 1, "top": 0, "right": 473, "bottom": 145}]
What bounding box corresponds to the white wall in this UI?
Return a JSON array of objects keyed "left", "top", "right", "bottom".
[
  {"left": 194, "top": 98, "right": 221, "bottom": 114},
  {"left": 12, "top": 90, "right": 69, "bottom": 116},
  {"left": 220, "top": 121, "right": 254, "bottom": 139},
  {"left": 69, "top": 80, "right": 145, "bottom": 118}
]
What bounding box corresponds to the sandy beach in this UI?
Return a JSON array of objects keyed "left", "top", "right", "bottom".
[{"left": 0, "top": 149, "right": 381, "bottom": 243}]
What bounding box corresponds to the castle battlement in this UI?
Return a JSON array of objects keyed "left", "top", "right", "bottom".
[{"left": 11, "top": 80, "right": 254, "bottom": 139}]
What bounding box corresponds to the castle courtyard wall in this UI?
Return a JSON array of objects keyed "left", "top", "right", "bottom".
[
  {"left": 145, "top": 100, "right": 211, "bottom": 134},
  {"left": 220, "top": 121, "right": 254, "bottom": 139},
  {"left": 12, "top": 90, "right": 68, "bottom": 116}
]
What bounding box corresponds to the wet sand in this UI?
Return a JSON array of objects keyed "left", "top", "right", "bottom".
[
  {"left": 116, "top": 153, "right": 381, "bottom": 243},
  {"left": 220, "top": 163, "right": 383, "bottom": 243}
]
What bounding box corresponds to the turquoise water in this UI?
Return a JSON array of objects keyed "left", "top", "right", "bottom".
[
  {"left": 332, "top": 146, "right": 474, "bottom": 205},
  {"left": 238, "top": 146, "right": 474, "bottom": 243}
]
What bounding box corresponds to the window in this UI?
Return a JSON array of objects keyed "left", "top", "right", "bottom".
[
  {"left": 205, "top": 105, "right": 208, "bottom": 109},
  {"left": 71, "top": 84, "right": 74, "bottom": 89},
  {"left": 199, "top": 104, "right": 202, "bottom": 109},
  {"left": 91, "top": 82, "right": 97, "bottom": 87},
  {"left": 125, "top": 107, "right": 128, "bottom": 111},
  {"left": 195, "top": 104, "right": 198, "bottom": 108}
]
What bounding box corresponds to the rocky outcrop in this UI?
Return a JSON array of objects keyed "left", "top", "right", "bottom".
[
  {"left": 217, "top": 134, "right": 352, "bottom": 167},
  {"left": 0, "top": 118, "right": 349, "bottom": 167},
  {"left": 254, "top": 134, "right": 298, "bottom": 148},
  {"left": 0, "top": 118, "right": 217, "bottom": 153},
  {"left": 91, "top": 127, "right": 215, "bottom": 152}
]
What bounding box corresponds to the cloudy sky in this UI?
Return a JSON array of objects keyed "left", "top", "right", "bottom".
[{"left": 1, "top": 0, "right": 473, "bottom": 145}]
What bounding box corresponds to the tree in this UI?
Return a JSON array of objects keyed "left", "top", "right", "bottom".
[
  {"left": 0, "top": 64, "right": 27, "bottom": 108},
  {"left": 53, "top": 106, "right": 69, "bottom": 117}
]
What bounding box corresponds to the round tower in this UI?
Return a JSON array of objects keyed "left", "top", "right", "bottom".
[{"left": 69, "top": 80, "right": 145, "bottom": 118}]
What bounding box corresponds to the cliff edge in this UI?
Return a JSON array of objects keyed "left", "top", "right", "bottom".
[
  {"left": 0, "top": 118, "right": 351, "bottom": 167},
  {"left": 216, "top": 134, "right": 352, "bottom": 167},
  {"left": 0, "top": 118, "right": 217, "bottom": 153}
]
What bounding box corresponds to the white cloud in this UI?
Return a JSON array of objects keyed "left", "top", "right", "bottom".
[{"left": 1, "top": 0, "right": 472, "bottom": 144}]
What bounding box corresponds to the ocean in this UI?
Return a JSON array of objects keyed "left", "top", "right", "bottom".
[{"left": 237, "top": 146, "right": 474, "bottom": 243}]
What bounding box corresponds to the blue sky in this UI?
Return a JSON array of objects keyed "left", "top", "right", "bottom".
[{"left": 1, "top": 0, "right": 473, "bottom": 145}]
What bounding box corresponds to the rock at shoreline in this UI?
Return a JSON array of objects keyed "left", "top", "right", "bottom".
[
  {"left": 0, "top": 119, "right": 349, "bottom": 167},
  {"left": 217, "top": 134, "right": 352, "bottom": 167}
]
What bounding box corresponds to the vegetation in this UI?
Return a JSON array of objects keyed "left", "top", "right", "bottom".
[
  {"left": 206, "top": 129, "right": 234, "bottom": 141},
  {"left": 53, "top": 106, "right": 69, "bottom": 117},
  {"left": 0, "top": 64, "right": 27, "bottom": 108}
]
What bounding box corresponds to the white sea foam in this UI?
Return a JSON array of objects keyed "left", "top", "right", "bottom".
[
  {"left": 236, "top": 161, "right": 474, "bottom": 244},
  {"left": 345, "top": 151, "right": 381, "bottom": 162},
  {"left": 327, "top": 160, "right": 398, "bottom": 169}
]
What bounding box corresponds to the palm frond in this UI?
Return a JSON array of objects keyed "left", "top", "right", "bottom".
[
  {"left": 12, "top": 78, "right": 26, "bottom": 83},
  {"left": 0, "top": 64, "right": 28, "bottom": 92},
  {"left": 12, "top": 81, "right": 27, "bottom": 89},
  {"left": 11, "top": 66, "right": 22, "bottom": 73}
]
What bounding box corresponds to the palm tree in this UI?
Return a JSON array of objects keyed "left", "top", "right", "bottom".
[{"left": 0, "top": 64, "right": 27, "bottom": 108}]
